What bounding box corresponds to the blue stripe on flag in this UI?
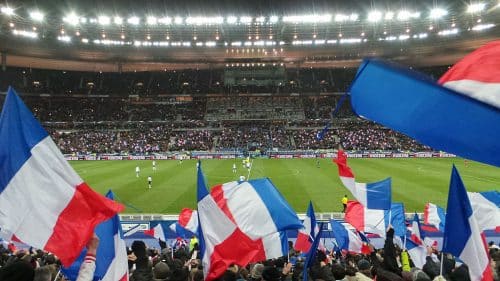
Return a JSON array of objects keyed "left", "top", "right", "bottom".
[
  {"left": 249, "top": 178, "right": 303, "bottom": 231},
  {"left": 0, "top": 87, "right": 49, "bottom": 193},
  {"left": 330, "top": 220, "right": 349, "bottom": 251},
  {"left": 479, "top": 191, "right": 500, "bottom": 207},
  {"left": 365, "top": 177, "right": 392, "bottom": 209},
  {"left": 388, "top": 203, "right": 406, "bottom": 237},
  {"left": 349, "top": 59, "right": 500, "bottom": 167},
  {"left": 280, "top": 231, "right": 288, "bottom": 256}
]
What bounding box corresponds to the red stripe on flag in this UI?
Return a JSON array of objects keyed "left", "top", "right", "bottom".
[
  {"left": 210, "top": 185, "right": 237, "bottom": 224},
  {"left": 44, "top": 182, "right": 124, "bottom": 267},
  {"left": 438, "top": 41, "right": 500, "bottom": 84},
  {"left": 143, "top": 228, "right": 155, "bottom": 237},
  {"left": 119, "top": 273, "right": 128, "bottom": 281},
  {"left": 333, "top": 150, "right": 355, "bottom": 178},
  {"left": 344, "top": 201, "right": 365, "bottom": 232},
  {"left": 294, "top": 232, "right": 312, "bottom": 253},
  {"left": 206, "top": 228, "right": 265, "bottom": 281},
  {"left": 179, "top": 208, "right": 194, "bottom": 227}
]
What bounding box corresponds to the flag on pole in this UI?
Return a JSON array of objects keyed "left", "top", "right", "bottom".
[
  {"left": 424, "top": 203, "right": 446, "bottom": 231},
  {"left": 295, "top": 201, "right": 318, "bottom": 253},
  {"left": 405, "top": 237, "right": 427, "bottom": 269},
  {"left": 302, "top": 223, "right": 324, "bottom": 281},
  {"left": 468, "top": 191, "right": 500, "bottom": 232},
  {"left": 197, "top": 163, "right": 263, "bottom": 281},
  {"left": 348, "top": 44, "right": 500, "bottom": 167},
  {"left": 144, "top": 223, "right": 168, "bottom": 242},
  {"left": 178, "top": 208, "right": 199, "bottom": 234},
  {"left": 0, "top": 87, "right": 124, "bottom": 266},
  {"left": 333, "top": 150, "right": 391, "bottom": 209},
  {"left": 344, "top": 201, "right": 406, "bottom": 237},
  {"left": 168, "top": 222, "right": 194, "bottom": 239},
  {"left": 62, "top": 191, "right": 128, "bottom": 281},
  {"left": 409, "top": 213, "right": 424, "bottom": 245},
  {"left": 330, "top": 220, "right": 370, "bottom": 254},
  {"left": 442, "top": 165, "right": 493, "bottom": 281}
]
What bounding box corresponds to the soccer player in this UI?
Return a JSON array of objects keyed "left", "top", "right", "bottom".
[
  {"left": 152, "top": 160, "right": 157, "bottom": 172},
  {"left": 135, "top": 166, "right": 140, "bottom": 178},
  {"left": 147, "top": 176, "right": 152, "bottom": 189},
  {"left": 232, "top": 163, "right": 237, "bottom": 173},
  {"left": 341, "top": 195, "right": 348, "bottom": 213}
]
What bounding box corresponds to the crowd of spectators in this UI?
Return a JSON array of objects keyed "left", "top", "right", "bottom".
[{"left": 1, "top": 227, "right": 499, "bottom": 281}]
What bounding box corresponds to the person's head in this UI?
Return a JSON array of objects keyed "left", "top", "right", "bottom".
[
  {"left": 34, "top": 266, "right": 52, "bottom": 281},
  {"left": 262, "top": 266, "right": 281, "bottom": 281},
  {"left": 331, "top": 264, "right": 346, "bottom": 280},
  {"left": 153, "top": 261, "right": 170, "bottom": 280},
  {"left": 357, "top": 259, "right": 371, "bottom": 276},
  {"left": 251, "top": 263, "right": 264, "bottom": 280},
  {"left": 0, "top": 261, "right": 35, "bottom": 281}
]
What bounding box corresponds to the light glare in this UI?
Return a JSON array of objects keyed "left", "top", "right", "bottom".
[{"left": 29, "top": 11, "right": 44, "bottom": 21}]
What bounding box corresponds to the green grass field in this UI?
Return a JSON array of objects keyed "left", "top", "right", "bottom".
[{"left": 70, "top": 158, "right": 500, "bottom": 214}]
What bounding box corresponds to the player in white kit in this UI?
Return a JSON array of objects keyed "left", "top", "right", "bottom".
[
  {"left": 135, "top": 166, "right": 140, "bottom": 177},
  {"left": 147, "top": 176, "right": 152, "bottom": 189}
]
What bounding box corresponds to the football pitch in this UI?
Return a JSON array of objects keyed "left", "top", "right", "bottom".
[{"left": 70, "top": 158, "right": 499, "bottom": 214}]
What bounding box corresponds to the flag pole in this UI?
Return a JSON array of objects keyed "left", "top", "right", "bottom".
[{"left": 439, "top": 252, "right": 444, "bottom": 276}]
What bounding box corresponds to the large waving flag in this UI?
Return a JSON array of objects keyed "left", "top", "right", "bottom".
[
  {"left": 0, "top": 87, "right": 124, "bottom": 266},
  {"left": 169, "top": 222, "right": 194, "bottom": 239},
  {"left": 468, "top": 191, "right": 500, "bottom": 232},
  {"left": 443, "top": 166, "right": 493, "bottom": 281},
  {"left": 144, "top": 223, "right": 168, "bottom": 242},
  {"left": 405, "top": 237, "right": 427, "bottom": 269},
  {"left": 348, "top": 41, "right": 500, "bottom": 167},
  {"left": 197, "top": 163, "right": 263, "bottom": 281},
  {"left": 178, "top": 208, "right": 199, "bottom": 234},
  {"left": 424, "top": 203, "right": 446, "bottom": 231},
  {"left": 333, "top": 150, "right": 391, "bottom": 209},
  {"left": 62, "top": 191, "right": 128, "bottom": 281},
  {"left": 344, "top": 201, "right": 406, "bottom": 237},
  {"left": 210, "top": 178, "right": 303, "bottom": 240},
  {"left": 330, "top": 220, "right": 370, "bottom": 254},
  {"left": 409, "top": 213, "right": 424, "bottom": 245},
  {"left": 295, "top": 201, "right": 318, "bottom": 253}
]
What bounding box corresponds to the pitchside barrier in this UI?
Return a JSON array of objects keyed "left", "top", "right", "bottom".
[
  {"left": 118, "top": 213, "right": 500, "bottom": 250},
  {"left": 64, "top": 151, "right": 457, "bottom": 161}
]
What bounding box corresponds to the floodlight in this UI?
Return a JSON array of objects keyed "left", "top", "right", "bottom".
[
  {"left": 174, "top": 17, "right": 183, "bottom": 24},
  {"left": 127, "top": 16, "right": 140, "bottom": 25},
  {"left": 147, "top": 16, "right": 157, "bottom": 25},
  {"left": 269, "top": 15, "right": 279, "bottom": 23},
  {"left": 1, "top": 6, "right": 14, "bottom": 16},
  {"left": 30, "top": 11, "right": 44, "bottom": 21},
  {"left": 467, "top": 3, "right": 486, "bottom": 13},
  {"left": 158, "top": 17, "right": 172, "bottom": 24},
  {"left": 397, "top": 10, "right": 411, "bottom": 21},
  {"left": 57, "top": 35, "right": 71, "bottom": 42},
  {"left": 367, "top": 11, "right": 382, "bottom": 22},
  {"left": 114, "top": 16, "right": 123, "bottom": 25},
  {"left": 240, "top": 16, "right": 252, "bottom": 24},
  {"left": 385, "top": 11, "right": 394, "bottom": 20},
  {"left": 98, "top": 15, "right": 110, "bottom": 25},
  {"left": 429, "top": 8, "right": 448, "bottom": 19},
  {"left": 349, "top": 13, "right": 358, "bottom": 21},
  {"left": 227, "top": 16, "right": 238, "bottom": 24},
  {"left": 63, "top": 13, "right": 80, "bottom": 25}
]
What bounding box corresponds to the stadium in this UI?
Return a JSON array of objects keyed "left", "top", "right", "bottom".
[{"left": 0, "top": 0, "right": 499, "bottom": 280}]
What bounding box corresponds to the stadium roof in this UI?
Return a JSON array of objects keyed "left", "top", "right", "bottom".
[{"left": 0, "top": 0, "right": 499, "bottom": 71}]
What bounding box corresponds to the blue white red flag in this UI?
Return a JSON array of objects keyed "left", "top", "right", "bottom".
[
  {"left": 144, "top": 223, "right": 168, "bottom": 242},
  {"left": 349, "top": 41, "right": 500, "bottom": 167},
  {"left": 197, "top": 163, "right": 264, "bottom": 281},
  {"left": 330, "top": 220, "right": 370, "bottom": 254},
  {"left": 0, "top": 87, "right": 123, "bottom": 266},
  {"left": 62, "top": 191, "right": 128, "bottom": 281},
  {"left": 344, "top": 201, "right": 405, "bottom": 237},
  {"left": 295, "top": 201, "right": 318, "bottom": 253},
  {"left": 405, "top": 237, "right": 427, "bottom": 269},
  {"left": 468, "top": 191, "right": 500, "bottom": 232},
  {"left": 168, "top": 222, "right": 194, "bottom": 239},
  {"left": 178, "top": 208, "right": 199, "bottom": 234},
  {"left": 409, "top": 213, "right": 424, "bottom": 245},
  {"left": 443, "top": 165, "right": 493, "bottom": 281},
  {"left": 424, "top": 203, "right": 446, "bottom": 231},
  {"left": 333, "top": 150, "right": 391, "bottom": 209}
]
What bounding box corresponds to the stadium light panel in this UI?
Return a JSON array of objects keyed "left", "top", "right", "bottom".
[
  {"left": 283, "top": 14, "right": 331, "bottom": 23},
  {"left": 12, "top": 29, "right": 38, "bottom": 38},
  {"left": 1, "top": 6, "right": 15, "bottom": 16},
  {"left": 256, "top": 16, "right": 265, "bottom": 23},
  {"left": 147, "top": 16, "right": 158, "bottom": 25},
  {"left": 29, "top": 11, "right": 44, "bottom": 21},
  {"left": 438, "top": 28, "right": 459, "bottom": 36},
  {"left": 398, "top": 34, "right": 410, "bottom": 40},
  {"left": 57, "top": 35, "right": 71, "bottom": 42},
  {"left": 367, "top": 11, "right": 382, "bottom": 22},
  {"left": 158, "top": 17, "right": 172, "bottom": 24},
  {"left": 314, "top": 39, "right": 326, "bottom": 45},
  {"left": 174, "top": 17, "right": 183, "bottom": 24},
  {"left": 63, "top": 13, "right": 80, "bottom": 25},
  {"left": 98, "top": 15, "right": 111, "bottom": 25},
  {"left": 240, "top": 16, "right": 252, "bottom": 24},
  {"left": 334, "top": 14, "right": 349, "bottom": 22},
  {"left": 80, "top": 17, "right": 88, "bottom": 23},
  {"left": 397, "top": 10, "right": 411, "bottom": 20},
  {"left": 349, "top": 13, "right": 359, "bottom": 21},
  {"left": 471, "top": 23, "right": 495, "bottom": 31},
  {"left": 231, "top": 41, "right": 242, "bottom": 46},
  {"left": 81, "top": 38, "right": 89, "bottom": 43},
  {"left": 226, "top": 16, "right": 238, "bottom": 24},
  {"left": 339, "top": 38, "right": 362, "bottom": 44},
  {"left": 467, "top": 3, "right": 486, "bottom": 13},
  {"left": 114, "top": 16, "right": 123, "bottom": 25},
  {"left": 205, "top": 41, "right": 216, "bottom": 47},
  {"left": 385, "top": 11, "right": 394, "bottom": 20},
  {"left": 182, "top": 41, "right": 191, "bottom": 47},
  {"left": 429, "top": 8, "right": 448, "bottom": 19},
  {"left": 127, "top": 16, "right": 140, "bottom": 25},
  {"left": 269, "top": 15, "right": 279, "bottom": 23}
]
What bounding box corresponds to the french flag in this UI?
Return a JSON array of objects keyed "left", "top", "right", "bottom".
[
  {"left": 348, "top": 42, "right": 500, "bottom": 167},
  {"left": 409, "top": 213, "right": 424, "bottom": 245},
  {"left": 330, "top": 220, "right": 370, "bottom": 254},
  {"left": 178, "top": 208, "right": 199, "bottom": 234},
  {"left": 405, "top": 237, "right": 427, "bottom": 269},
  {"left": 344, "top": 201, "right": 406, "bottom": 237},
  {"left": 295, "top": 201, "right": 318, "bottom": 253},
  {"left": 468, "top": 191, "right": 500, "bottom": 232},
  {"left": 169, "top": 222, "right": 194, "bottom": 239},
  {"left": 210, "top": 178, "right": 303, "bottom": 241},
  {"left": 424, "top": 203, "right": 446, "bottom": 231},
  {"left": 333, "top": 150, "right": 391, "bottom": 210},
  {"left": 443, "top": 166, "right": 493, "bottom": 281},
  {"left": 144, "top": 223, "right": 168, "bottom": 242},
  {"left": 197, "top": 163, "right": 264, "bottom": 281},
  {"left": 0, "top": 88, "right": 124, "bottom": 266},
  {"left": 62, "top": 191, "right": 128, "bottom": 281}
]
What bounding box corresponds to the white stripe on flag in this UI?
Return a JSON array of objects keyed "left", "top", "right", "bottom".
[
  {"left": 100, "top": 233, "right": 128, "bottom": 281},
  {"left": 460, "top": 216, "right": 490, "bottom": 281},
  {"left": 442, "top": 80, "right": 500, "bottom": 109}
]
